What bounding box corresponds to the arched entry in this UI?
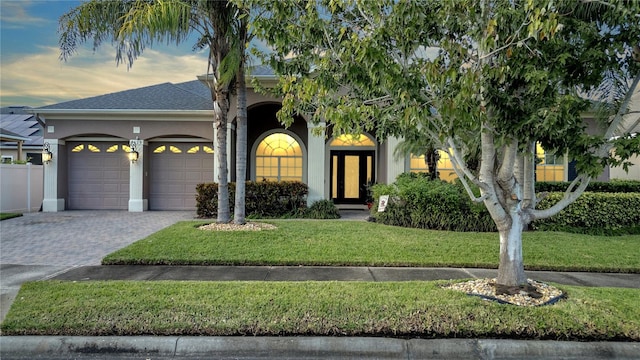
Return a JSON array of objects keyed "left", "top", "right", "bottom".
[{"left": 329, "top": 134, "right": 376, "bottom": 205}]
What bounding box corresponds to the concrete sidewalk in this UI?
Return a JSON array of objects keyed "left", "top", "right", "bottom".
[{"left": 44, "top": 264, "right": 640, "bottom": 288}]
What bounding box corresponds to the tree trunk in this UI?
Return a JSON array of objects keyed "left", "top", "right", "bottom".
[
  {"left": 234, "top": 61, "right": 247, "bottom": 225},
  {"left": 215, "top": 89, "right": 231, "bottom": 224},
  {"left": 496, "top": 209, "right": 527, "bottom": 287}
]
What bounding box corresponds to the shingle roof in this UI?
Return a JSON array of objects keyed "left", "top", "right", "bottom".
[
  {"left": 249, "top": 65, "right": 276, "bottom": 76},
  {"left": 36, "top": 81, "right": 214, "bottom": 111},
  {"left": 33, "top": 66, "right": 277, "bottom": 112}
]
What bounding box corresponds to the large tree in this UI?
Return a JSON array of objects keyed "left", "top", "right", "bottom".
[
  {"left": 250, "top": 0, "right": 640, "bottom": 289},
  {"left": 59, "top": 0, "right": 243, "bottom": 223}
]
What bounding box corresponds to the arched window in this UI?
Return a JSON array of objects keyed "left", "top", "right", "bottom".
[
  {"left": 330, "top": 134, "right": 375, "bottom": 147},
  {"left": 255, "top": 132, "right": 303, "bottom": 181}
]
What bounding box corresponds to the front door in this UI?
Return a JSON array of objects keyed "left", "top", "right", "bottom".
[{"left": 330, "top": 151, "right": 375, "bottom": 205}]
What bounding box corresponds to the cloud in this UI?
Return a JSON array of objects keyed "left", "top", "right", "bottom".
[
  {"left": 0, "top": 1, "right": 50, "bottom": 28},
  {"left": 0, "top": 45, "right": 209, "bottom": 107}
]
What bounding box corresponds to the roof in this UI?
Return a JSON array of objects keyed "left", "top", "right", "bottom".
[
  {"left": 36, "top": 81, "right": 214, "bottom": 111},
  {"left": 31, "top": 65, "right": 277, "bottom": 113},
  {"left": 0, "top": 113, "right": 43, "bottom": 146},
  {"left": 0, "top": 128, "right": 30, "bottom": 142}
]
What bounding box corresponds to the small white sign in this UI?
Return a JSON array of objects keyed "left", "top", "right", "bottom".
[{"left": 378, "top": 195, "right": 389, "bottom": 212}]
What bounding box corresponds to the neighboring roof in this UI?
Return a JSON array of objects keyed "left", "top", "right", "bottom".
[
  {"left": 1, "top": 106, "right": 32, "bottom": 115},
  {"left": 36, "top": 81, "right": 214, "bottom": 111},
  {"left": 0, "top": 113, "right": 43, "bottom": 146},
  {"left": 0, "top": 128, "right": 30, "bottom": 142}
]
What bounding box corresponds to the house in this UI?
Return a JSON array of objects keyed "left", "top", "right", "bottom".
[
  {"left": 0, "top": 106, "right": 44, "bottom": 164},
  {"left": 30, "top": 69, "right": 638, "bottom": 213},
  {"left": 30, "top": 67, "right": 403, "bottom": 212}
]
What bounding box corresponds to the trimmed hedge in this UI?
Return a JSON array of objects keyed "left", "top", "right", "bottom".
[
  {"left": 304, "top": 200, "right": 341, "bottom": 219},
  {"left": 533, "top": 192, "right": 640, "bottom": 235},
  {"left": 536, "top": 180, "right": 640, "bottom": 193},
  {"left": 196, "top": 181, "right": 308, "bottom": 218},
  {"left": 371, "top": 173, "right": 496, "bottom": 232}
]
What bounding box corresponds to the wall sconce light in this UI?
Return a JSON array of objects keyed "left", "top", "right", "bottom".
[
  {"left": 128, "top": 142, "right": 139, "bottom": 163},
  {"left": 42, "top": 143, "right": 53, "bottom": 164}
]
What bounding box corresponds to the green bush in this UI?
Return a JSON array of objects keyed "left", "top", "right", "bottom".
[
  {"left": 304, "top": 200, "right": 341, "bottom": 219},
  {"left": 533, "top": 192, "right": 640, "bottom": 235},
  {"left": 536, "top": 180, "right": 640, "bottom": 193},
  {"left": 196, "top": 181, "right": 308, "bottom": 219},
  {"left": 371, "top": 173, "right": 496, "bottom": 232}
]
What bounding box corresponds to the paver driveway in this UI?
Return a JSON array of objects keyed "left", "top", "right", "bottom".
[{"left": 1, "top": 211, "right": 195, "bottom": 266}]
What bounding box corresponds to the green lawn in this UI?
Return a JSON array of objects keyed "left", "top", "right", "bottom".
[
  {"left": 0, "top": 213, "right": 22, "bottom": 221},
  {"left": 103, "top": 220, "right": 640, "bottom": 272},
  {"left": 2, "top": 280, "right": 638, "bottom": 340}
]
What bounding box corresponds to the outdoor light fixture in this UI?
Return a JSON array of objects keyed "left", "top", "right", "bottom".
[
  {"left": 42, "top": 143, "right": 53, "bottom": 164},
  {"left": 128, "top": 142, "right": 139, "bottom": 163}
]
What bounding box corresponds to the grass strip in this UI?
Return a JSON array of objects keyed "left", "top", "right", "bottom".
[
  {"left": 0, "top": 213, "right": 22, "bottom": 221},
  {"left": 103, "top": 221, "right": 640, "bottom": 272},
  {"left": 2, "top": 280, "right": 638, "bottom": 340}
]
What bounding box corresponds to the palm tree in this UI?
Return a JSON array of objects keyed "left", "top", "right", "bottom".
[
  {"left": 232, "top": 5, "right": 249, "bottom": 225},
  {"left": 59, "top": 0, "right": 239, "bottom": 223}
]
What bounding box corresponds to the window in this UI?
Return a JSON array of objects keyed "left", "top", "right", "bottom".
[
  {"left": 255, "top": 133, "right": 303, "bottom": 181},
  {"left": 330, "top": 134, "right": 375, "bottom": 147},
  {"left": 1, "top": 156, "right": 13, "bottom": 164},
  {"left": 409, "top": 151, "right": 457, "bottom": 182},
  {"left": 71, "top": 144, "right": 84, "bottom": 152},
  {"left": 536, "top": 143, "right": 564, "bottom": 181}
]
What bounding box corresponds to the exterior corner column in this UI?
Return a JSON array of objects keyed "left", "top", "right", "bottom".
[
  {"left": 42, "top": 139, "right": 65, "bottom": 212},
  {"left": 307, "top": 121, "right": 326, "bottom": 206},
  {"left": 385, "top": 136, "right": 404, "bottom": 184},
  {"left": 128, "top": 139, "right": 147, "bottom": 212}
]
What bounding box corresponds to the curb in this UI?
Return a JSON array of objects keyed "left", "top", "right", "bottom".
[{"left": 1, "top": 336, "right": 639, "bottom": 359}]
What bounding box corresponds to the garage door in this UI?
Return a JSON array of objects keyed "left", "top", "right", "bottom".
[
  {"left": 67, "top": 142, "right": 130, "bottom": 210},
  {"left": 149, "top": 142, "right": 214, "bottom": 210}
]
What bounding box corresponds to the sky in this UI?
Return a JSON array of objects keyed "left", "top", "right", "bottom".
[{"left": 0, "top": 0, "right": 215, "bottom": 108}]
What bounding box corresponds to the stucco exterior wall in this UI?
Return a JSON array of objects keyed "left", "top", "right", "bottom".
[
  {"left": 610, "top": 154, "right": 640, "bottom": 180},
  {"left": 45, "top": 119, "right": 214, "bottom": 141}
]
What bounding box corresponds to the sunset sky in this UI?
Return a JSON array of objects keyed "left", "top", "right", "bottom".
[{"left": 0, "top": 0, "right": 228, "bottom": 108}]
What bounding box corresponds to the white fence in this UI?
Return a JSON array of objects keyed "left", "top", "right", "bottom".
[{"left": 0, "top": 164, "right": 43, "bottom": 213}]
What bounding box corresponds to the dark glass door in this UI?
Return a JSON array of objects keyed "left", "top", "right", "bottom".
[{"left": 330, "top": 150, "right": 375, "bottom": 204}]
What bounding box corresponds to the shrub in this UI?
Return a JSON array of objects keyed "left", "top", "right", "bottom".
[
  {"left": 536, "top": 180, "right": 640, "bottom": 193},
  {"left": 533, "top": 192, "right": 640, "bottom": 235},
  {"left": 304, "top": 200, "right": 341, "bottom": 219},
  {"left": 196, "top": 181, "right": 308, "bottom": 219},
  {"left": 371, "top": 173, "right": 496, "bottom": 232}
]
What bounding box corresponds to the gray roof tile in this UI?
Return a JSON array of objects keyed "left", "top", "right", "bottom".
[{"left": 37, "top": 81, "right": 213, "bottom": 111}]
